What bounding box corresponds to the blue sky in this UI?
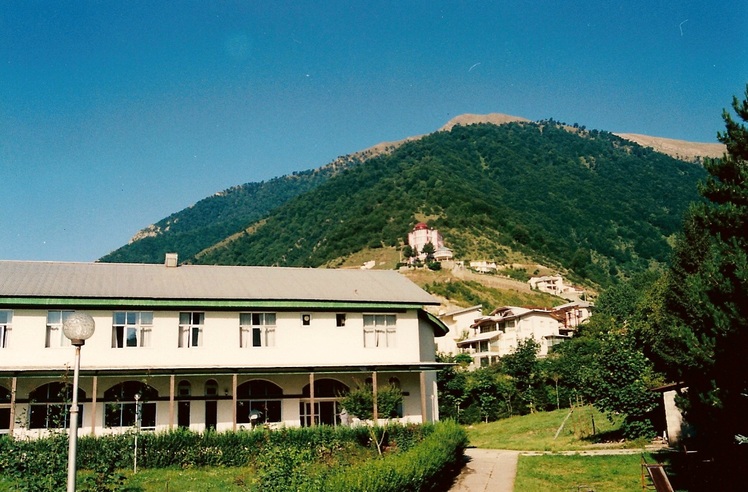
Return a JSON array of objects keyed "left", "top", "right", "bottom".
[{"left": 2, "top": 1, "right": 746, "bottom": 261}]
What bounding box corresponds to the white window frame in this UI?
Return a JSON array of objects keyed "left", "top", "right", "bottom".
[
  {"left": 178, "top": 312, "right": 204, "bottom": 348},
  {"left": 112, "top": 311, "right": 153, "bottom": 348},
  {"left": 240, "top": 313, "right": 276, "bottom": 348},
  {"left": 363, "top": 314, "right": 397, "bottom": 348},
  {"left": 46, "top": 310, "right": 75, "bottom": 348},
  {"left": 0, "top": 311, "right": 11, "bottom": 349}
]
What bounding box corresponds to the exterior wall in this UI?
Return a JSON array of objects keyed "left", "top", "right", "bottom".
[
  {"left": 1, "top": 306, "right": 442, "bottom": 437},
  {"left": 436, "top": 306, "right": 482, "bottom": 355},
  {"left": 2, "top": 308, "right": 425, "bottom": 370}
]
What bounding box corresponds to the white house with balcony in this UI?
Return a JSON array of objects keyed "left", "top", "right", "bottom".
[
  {"left": 435, "top": 305, "right": 482, "bottom": 355},
  {"left": 0, "top": 258, "right": 449, "bottom": 438},
  {"left": 456, "top": 305, "right": 577, "bottom": 367}
]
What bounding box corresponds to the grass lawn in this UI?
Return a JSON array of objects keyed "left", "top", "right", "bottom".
[
  {"left": 465, "top": 406, "right": 631, "bottom": 452},
  {"left": 514, "top": 453, "right": 664, "bottom": 492}
]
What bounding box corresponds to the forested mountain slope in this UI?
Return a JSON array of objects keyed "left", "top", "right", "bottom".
[
  {"left": 99, "top": 158, "right": 361, "bottom": 264},
  {"left": 182, "top": 121, "right": 706, "bottom": 286}
]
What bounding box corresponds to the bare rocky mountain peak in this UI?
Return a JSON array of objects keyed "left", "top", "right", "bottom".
[{"left": 613, "top": 133, "right": 724, "bottom": 162}]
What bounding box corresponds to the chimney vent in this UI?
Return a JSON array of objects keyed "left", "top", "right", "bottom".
[{"left": 165, "top": 253, "right": 178, "bottom": 268}]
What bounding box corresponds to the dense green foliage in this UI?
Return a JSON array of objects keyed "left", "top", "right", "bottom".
[
  {"left": 196, "top": 123, "right": 703, "bottom": 286},
  {"left": 647, "top": 86, "right": 748, "bottom": 485},
  {"left": 424, "top": 279, "right": 559, "bottom": 310},
  {"left": 100, "top": 163, "right": 351, "bottom": 263},
  {"left": 1, "top": 423, "right": 461, "bottom": 491},
  {"left": 104, "top": 122, "right": 705, "bottom": 287},
  {"left": 341, "top": 381, "right": 404, "bottom": 421}
]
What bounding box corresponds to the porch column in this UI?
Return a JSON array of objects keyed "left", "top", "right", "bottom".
[
  {"left": 8, "top": 377, "right": 16, "bottom": 437},
  {"left": 232, "top": 373, "right": 238, "bottom": 431},
  {"left": 169, "top": 375, "right": 175, "bottom": 429},
  {"left": 420, "top": 371, "right": 428, "bottom": 423},
  {"left": 309, "top": 373, "right": 315, "bottom": 426},
  {"left": 90, "top": 376, "right": 98, "bottom": 435},
  {"left": 372, "top": 371, "right": 378, "bottom": 421}
]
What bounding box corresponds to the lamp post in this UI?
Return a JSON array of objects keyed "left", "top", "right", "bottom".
[{"left": 62, "top": 312, "right": 95, "bottom": 492}]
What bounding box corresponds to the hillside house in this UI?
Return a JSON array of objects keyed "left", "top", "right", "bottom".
[
  {"left": 528, "top": 275, "right": 582, "bottom": 297},
  {"left": 468, "top": 261, "right": 497, "bottom": 273},
  {"left": 407, "top": 223, "right": 446, "bottom": 262},
  {"left": 457, "top": 305, "right": 580, "bottom": 367},
  {"left": 435, "top": 305, "right": 483, "bottom": 355},
  {"left": 0, "top": 258, "right": 449, "bottom": 438}
]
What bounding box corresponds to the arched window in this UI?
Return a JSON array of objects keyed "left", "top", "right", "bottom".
[
  {"left": 236, "top": 380, "right": 283, "bottom": 425},
  {"left": 204, "top": 380, "right": 219, "bottom": 397},
  {"left": 301, "top": 379, "right": 349, "bottom": 398},
  {"left": 28, "top": 382, "right": 85, "bottom": 429},
  {"left": 177, "top": 380, "right": 191, "bottom": 398},
  {"left": 104, "top": 381, "right": 158, "bottom": 429}
]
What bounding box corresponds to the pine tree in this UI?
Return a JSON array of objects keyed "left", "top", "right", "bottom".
[{"left": 664, "top": 85, "right": 748, "bottom": 479}]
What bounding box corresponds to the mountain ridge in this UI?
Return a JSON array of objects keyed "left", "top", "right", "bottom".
[{"left": 101, "top": 115, "right": 713, "bottom": 289}]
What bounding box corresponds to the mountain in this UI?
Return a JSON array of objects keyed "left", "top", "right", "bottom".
[{"left": 101, "top": 116, "right": 713, "bottom": 287}]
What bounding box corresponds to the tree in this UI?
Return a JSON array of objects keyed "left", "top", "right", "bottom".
[
  {"left": 401, "top": 244, "right": 415, "bottom": 264},
  {"left": 340, "top": 381, "right": 403, "bottom": 421},
  {"left": 658, "top": 86, "right": 748, "bottom": 477},
  {"left": 421, "top": 241, "right": 435, "bottom": 261}
]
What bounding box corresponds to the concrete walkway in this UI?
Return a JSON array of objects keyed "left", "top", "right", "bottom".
[
  {"left": 448, "top": 445, "right": 669, "bottom": 491},
  {"left": 448, "top": 448, "right": 520, "bottom": 492}
]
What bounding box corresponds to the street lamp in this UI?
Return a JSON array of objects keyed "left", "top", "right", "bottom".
[{"left": 62, "top": 312, "right": 95, "bottom": 492}]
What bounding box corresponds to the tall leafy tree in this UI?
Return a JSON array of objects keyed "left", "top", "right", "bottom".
[{"left": 661, "top": 86, "right": 748, "bottom": 476}]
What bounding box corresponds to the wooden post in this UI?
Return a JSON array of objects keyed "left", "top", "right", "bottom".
[
  {"left": 309, "top": 373, "right": 315, "bottom": 426},
  {"left": 372, "top": 371, "right": 379, "bottom": 421},
  {"left": 8, "top": 377, "right": 16, "bottom": 436},
  {"left": 420, "top": 372, "right": 428, "bottom": 423},
  {"left": 169, "top": 375, "right": 175, "bottom": 429},
  {"left": 90, "top": 376, "right": 98, "bottom": 435},
  {"left": 232, "top": 374, "right": 238, "bottom": 431}
]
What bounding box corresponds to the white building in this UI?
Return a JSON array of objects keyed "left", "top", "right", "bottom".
[
  {"left": 407, "top": 223, "right": 445, "bottom": 262},
  {"left": 456, "top": 305, "right": 578, "bottom": 367},
  {"left": 528, "top": 275, "right": 581, "bottom": 297},
  {"left": 435, "top": 305, "right": 483, "bottom": 355},
  {"left": 0, "top": 259, "right": 449, "bottom": 438}
]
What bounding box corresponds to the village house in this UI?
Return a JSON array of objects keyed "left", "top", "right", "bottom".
[
  {"left": 0, "top": 257, "right": 449, "bottom": 438},
  {"left": 435, "top": 305, "right": 483, "bottom": 355},
  {"left": 528, "top": 275, "right": 581, "bottom": 297},
  {"left": 456, "top": 304, "right": 591, "bottom": 367}
]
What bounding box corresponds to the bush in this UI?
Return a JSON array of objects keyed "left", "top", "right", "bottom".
[{"left": 319, "top": 421, "right": 467, "bottom": 491}]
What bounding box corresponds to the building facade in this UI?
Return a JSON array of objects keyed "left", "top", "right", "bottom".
[
  {"left": 0, "top": 259, "right": 448, "bottom": 438},
  {"left": 456, "top": 305, "right": 587, "bottom": 367}
]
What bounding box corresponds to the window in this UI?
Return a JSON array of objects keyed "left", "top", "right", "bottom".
[
  {"left": 301, "top": 313, "right": 311, "bottom": 326},
  {"left": 28, "top": 382, "right": 84, "bottom": 429},
  {"left": 104, "top": 381, "right": 157, "bottom": 429},
  {"left": 112, "top": 311, "right": 153, "bottom": 348},
  {"left": 336, "top": 313, "right": 346, "bottom": 327},
  {"left": 363, "top": 314, "right": 397, "bottom": 348},
  {"left": 46, "top": 310, "right": 75, "bottom": 348},
  {"left": 0, "top": 311, "right": 11, "bottom": 349},
  {"left": 179, "top": 312, "right": 204, "bottom": 348},
  {"left": 240, "top": 313, "right": 275, "bottom": 348},
  {"left": 236, "top": 380, "right": 283, "bottom": 425}
]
